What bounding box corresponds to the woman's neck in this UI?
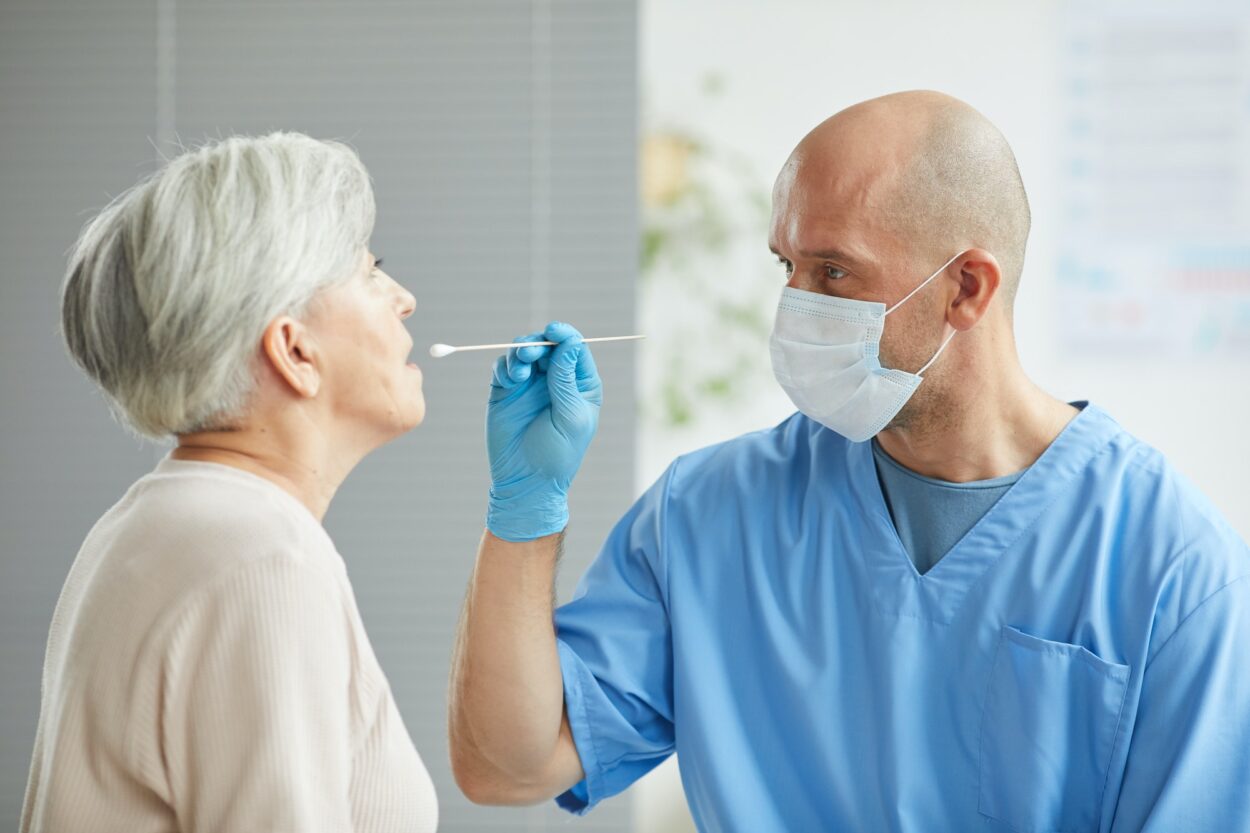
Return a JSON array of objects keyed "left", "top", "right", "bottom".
[{"left": 171, "top": 418, "right": 362, "bottom": 522}]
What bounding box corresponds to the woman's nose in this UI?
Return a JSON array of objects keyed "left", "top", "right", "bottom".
[{"left": 396, "top": 285, "right": 416, "bottom": 320}]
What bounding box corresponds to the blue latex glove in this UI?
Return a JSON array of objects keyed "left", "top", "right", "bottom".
[{"left": 486, "top": 321, "right": 603, "bottom": 542}]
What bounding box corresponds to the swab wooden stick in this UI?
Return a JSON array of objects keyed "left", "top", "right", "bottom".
[{"left": 429, "top": 334, "right": 645, "bottom": 358}]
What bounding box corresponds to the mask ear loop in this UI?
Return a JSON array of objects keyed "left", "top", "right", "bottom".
[
  {"left": 917, "top": 327, "right": 957, "bottom": 376},
  {"left": 882, "top": 250, "right": 967, "bottom": 317}
]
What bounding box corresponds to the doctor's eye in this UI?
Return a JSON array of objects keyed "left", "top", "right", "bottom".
[
  {"left": 776, "top": 256, "right": 794, "bottom": 277},
  {"left": 824, "top": 263, "right": 847, "bottom": 280}
]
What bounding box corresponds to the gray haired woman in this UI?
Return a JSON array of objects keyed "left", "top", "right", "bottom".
[{"left": 21, "top": 133, "right": 437, "bottom": 832}]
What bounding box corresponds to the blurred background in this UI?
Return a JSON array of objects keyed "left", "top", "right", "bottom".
[{"left": 2, "top": 1, "right": 1247, "bottom": 832}]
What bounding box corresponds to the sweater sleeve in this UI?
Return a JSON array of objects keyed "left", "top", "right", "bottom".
[{"left": 160, "top": 556, "right": 357, "bottom": 833}]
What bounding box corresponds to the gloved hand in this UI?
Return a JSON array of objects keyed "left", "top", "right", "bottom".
[{"left": 485, "top": 321, "right": 603, "bottom": 542}]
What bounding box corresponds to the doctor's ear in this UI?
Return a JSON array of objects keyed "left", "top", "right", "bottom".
[
  {"left": 260, "top": 315, "right": 321, "bottom": 398},
  {"left": 948, "top": 249, "right": 1001, "bottom": 331}
]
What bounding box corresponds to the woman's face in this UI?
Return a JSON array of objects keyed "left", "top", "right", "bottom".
[{"left": 304, "top": 250, "right": 424, "bottom": 441}]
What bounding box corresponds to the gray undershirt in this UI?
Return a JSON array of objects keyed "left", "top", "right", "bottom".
[{"left": 871, "top": 439, "right": 1025, "bottom": 576}]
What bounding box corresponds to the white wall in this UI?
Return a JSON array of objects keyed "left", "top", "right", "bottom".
[{"left": 634, "top": 2, "right": 1249, "bottom": 830}]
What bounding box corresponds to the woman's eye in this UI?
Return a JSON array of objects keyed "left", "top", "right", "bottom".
[{"left": 824, "top": 264, "right": 847, "bottom": 280}]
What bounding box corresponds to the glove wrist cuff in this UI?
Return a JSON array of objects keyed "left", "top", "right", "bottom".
[{"left": 486, "top": 486, "right": 569, "bottom": 542}]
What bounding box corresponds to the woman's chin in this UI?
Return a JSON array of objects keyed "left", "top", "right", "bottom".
[
  {"left": 400, "top": 395, "right": 427, "bottom": 432},
  {"left": 396, "top": 371, "right": 426, "bottom": 430}
]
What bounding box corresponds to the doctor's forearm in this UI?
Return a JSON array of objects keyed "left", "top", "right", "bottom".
[{"left": 449, "top": 529, "right": 583, "bottom": 803}]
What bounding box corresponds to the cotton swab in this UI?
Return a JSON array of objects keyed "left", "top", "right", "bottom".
[{"left": 429, "top": 334, "right": 645, "bottom": 359}]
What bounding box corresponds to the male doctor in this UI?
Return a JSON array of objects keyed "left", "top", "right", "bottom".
[{"left": 448, "top": 91, "right": 1250, "bottom": 832}]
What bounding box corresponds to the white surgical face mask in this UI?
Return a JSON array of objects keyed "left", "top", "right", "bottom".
[{"left": 768, "top": 251, "right": 964, "bottom": 442}]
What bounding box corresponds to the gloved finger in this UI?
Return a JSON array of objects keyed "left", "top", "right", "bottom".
[
  {"left": 539, "top": 322, "right": 581, "bottom": 381},
  {"left": 573, "top": 340, "right": 601, "bottom": 396},
  {"left": 546, "top": 334, "right": 589, "bottom": 421},
  {"left": 510, "top": 332, "right": 549, "bottom": 364},
  {"left": 504, "top": 333, "right": 550, "bottom": 384},
  {"left": 490, "top": 354, "right": 513, "bottom": 389},
  {"left": 543, "top": 320, "right": 585, "bottom": 346}
]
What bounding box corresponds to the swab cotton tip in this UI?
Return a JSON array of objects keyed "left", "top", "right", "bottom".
[{"left": 429, "top": 343, "right": 457, "bottom": 358}]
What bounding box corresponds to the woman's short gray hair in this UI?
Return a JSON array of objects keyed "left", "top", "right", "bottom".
[{"left": 61, "top": 131, "right": 376, "bottom": 438}]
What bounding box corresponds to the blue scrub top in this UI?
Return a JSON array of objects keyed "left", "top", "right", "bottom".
[{"left": 553, "top": 404, "right": 1250, "bottom": 832}]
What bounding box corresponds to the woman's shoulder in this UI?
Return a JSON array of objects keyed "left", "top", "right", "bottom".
[
  {"left": 45, "top": 461, "right": 358, "bottom": 720},
  {"left": 89, "top": 460, "right": 347, "bottom": 614}
]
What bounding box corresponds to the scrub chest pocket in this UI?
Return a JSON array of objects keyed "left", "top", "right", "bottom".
[{"left": 978, "top": 625, "right": 1131, "bottom": 833}]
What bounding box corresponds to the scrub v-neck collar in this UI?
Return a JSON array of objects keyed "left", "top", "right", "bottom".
[{"left": 847, "top": 402, "right": 1121, "bottom": 624}]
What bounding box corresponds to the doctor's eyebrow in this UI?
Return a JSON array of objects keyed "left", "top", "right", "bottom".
[{"left": 769, "top": 245, "right": 867, "bottom": 271}]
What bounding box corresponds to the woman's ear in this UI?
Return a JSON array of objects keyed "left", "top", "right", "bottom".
[
  {"left": 261, "top": 316, "right": 320, "bottom": 398},
  {"left": 949, "top": 248, "right": 1001, "bottom": 331}
]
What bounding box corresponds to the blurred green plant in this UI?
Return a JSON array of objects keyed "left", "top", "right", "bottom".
[{"left": 639, "top": 93, "right": 776, "bottom": 428}]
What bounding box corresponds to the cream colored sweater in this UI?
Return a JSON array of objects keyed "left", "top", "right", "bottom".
[{"left": 21, "top": 458, "right": 438, "bottom": 833}]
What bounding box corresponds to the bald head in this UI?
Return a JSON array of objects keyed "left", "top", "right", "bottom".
[{"left": 781, "top": 91, "right": 1031, "bottom": 307}]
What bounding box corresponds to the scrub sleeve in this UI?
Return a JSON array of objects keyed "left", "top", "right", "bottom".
[{"left": 554, "top": 464, "right": 679, "bottom": 813}]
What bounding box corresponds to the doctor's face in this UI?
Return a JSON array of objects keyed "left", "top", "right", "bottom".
[{"left": 767, "top": 153, "right": 953, "bottom": 378}]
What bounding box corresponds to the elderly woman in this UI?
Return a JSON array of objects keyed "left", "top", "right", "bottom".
[{"left": 21, "top": 133, "right": 437, "bottom": 832}]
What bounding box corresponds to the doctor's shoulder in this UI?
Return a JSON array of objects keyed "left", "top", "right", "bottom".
[
  {"left": 659, "top": 412, "right": 842, "bottom": 507},
  {"left": 1094, "top": 423, "right": 1250, "bottom": 599}
]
